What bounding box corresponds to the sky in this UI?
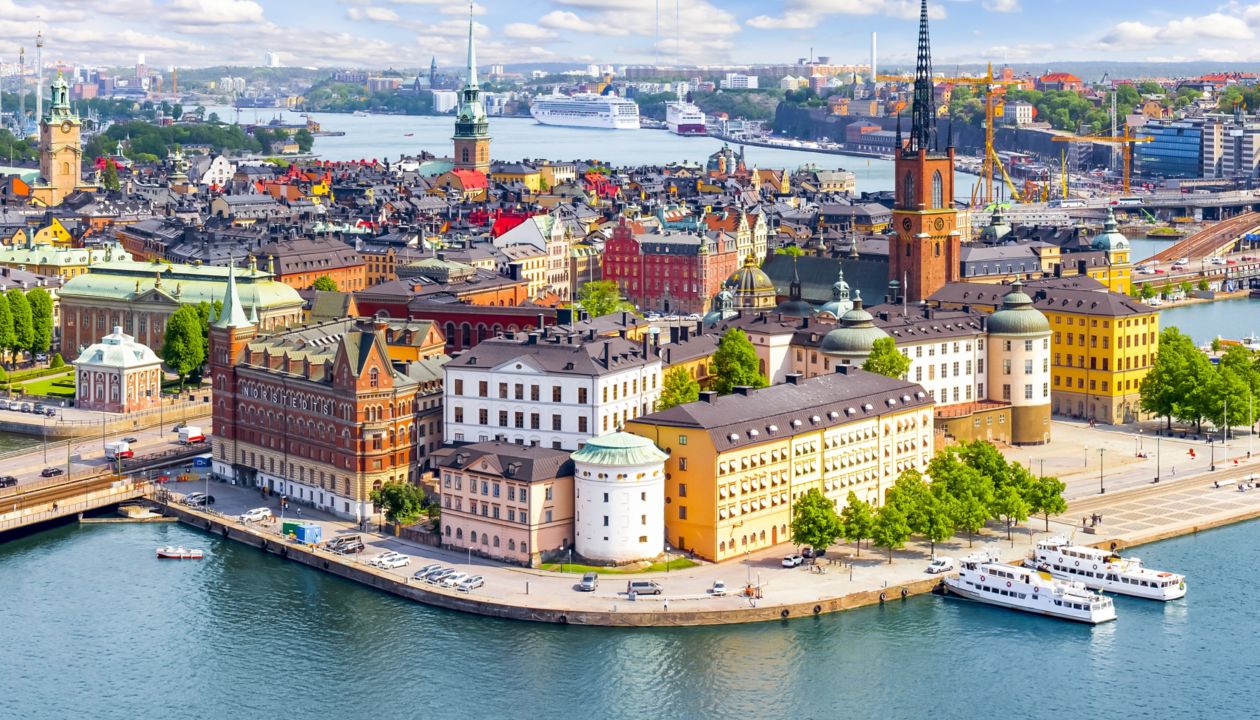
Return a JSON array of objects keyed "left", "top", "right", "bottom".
[{"left": 0, "top": 0, "right": 1257, "bottom": 71}]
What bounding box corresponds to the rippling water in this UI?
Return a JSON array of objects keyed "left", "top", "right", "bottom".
[{"left": 0, "top": 518, "right": 1251, "bottom": 719}]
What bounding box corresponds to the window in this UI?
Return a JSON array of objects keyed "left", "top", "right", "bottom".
[
  {"left": 531, "top": 385, "right": 539, "bottom": 401},
  {"left": 1024, "top": 339, "right": 1033, "bottom": 352},
  {"left": 603, "top": 515, "right": 609, "bottom": 526},
  {"left": 678, "top": 483, "right": 687, "bottom": 498},
  {"left": 454, "top": 407, "right": 464, "bottom": 423},
  {"left": 931, "top": 170, "right": 943, "bottom": 209},
  {"left": 678, "top": 506, "right": 687, "bottom": 520},
  {"left": 478, "top": 381, "right": 488, "bottom": 397},
  {"left": 1002, "top": 359, "right": 1011, "bottom": 375},
  {"left": 552, "top": 414, "right": 562, "bottom": 431},
  {"left": 552, "top": 386, "right": 562, "bottom": 402},
  {"left": 1002, "top": 384, "right": 1011, "bottom": 400},
  {"left": 1024, "top": 359, "right": 1034, "bottom": 375},
  {"left": 454, "top": 379, "right": 463, "bottom": 395},
  {"left": 515, "top": 384, "right": 524, "bottom": 400},
  {"left": 678, "top": 434, "right": 687, "bottom": 445},
  {"left": 579, "top": 417, "right": 588, "bottom": 433},
  {"left": 1024, "top": 384, "right": 1033, "bottom": 399},
  {"left": 545, "top": 486, "right": 553, "bottom": 501},
  {"left": 544, "top": 510, "right": 553, "bottom": 523},
  {"left": 578, "top": 388, "right": 588, "bottom": 404},
  {"left": 499, "top": 382, "right": 508, "bottom": 399},
  {"left": 902, "top": 171, "right": 915, "bottom": 207},
  {"left": 530, "top": 413, "right": 540, "bottom": 430},
  {"left": 679, "top": 458, "right": 688, "bottom": 471},
  {"left": 498, "top": 410, "right": 507, "bottom": 426}
]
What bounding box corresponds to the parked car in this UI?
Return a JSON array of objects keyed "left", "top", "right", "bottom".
[
  {"left": 441, "top": 571, "right": 470, "bottom": 588},
  {"left": 238, "top": 507, "right": 272, "bottom": 523},
  {"left": 44, "top": 408, "right": 56, "bottom": 417},
  {"left": 186, "top": 495, "right": 214, "bottom": 507},
  {"left": 40, "top": 467, "right": 63, "bottom": 477},
  {"left": 367, "top": 551, "right": 402, "bottom": 567},
  {"left": 182, "top": 492, "right": 205, "bottom": 505},
  {"left": 0, "top": 475, "right": 17, "bottom": 488},
  {"left": 378, "top": 555, "right": 411, "bottom": 570},
  {"left": 579, "top": 571, "right": 599, "bottom": 592},
  {"left": 426, "top": 568, "right": 457, "bottom": 585},
  {"left": 710, "top": 580, "right": 728, "bottom": 596},
  {"left": 1173, "top": 257, "right": 1189, "bottom": 267},
  {"left": 627, "top": 580, "right": 663, "bottom": 596},
  {"left": 412, "top": 563, "right": 443, "bottom": 580},
  {"left": 122, "top": 437, "right": 139, "bottom": 444},
  {"left": 782, "top": 554, "right": 805, "bottom": 568},
  {"left": 19, "top": 402, "right": 32, "bottom": 413},
  {"left": 8, "top": 401, "right": 22, "bottom": 411},
  {"left": 333, "top": 539, "right": 364, "bottom": 554},
  {"left": 926, "top": 557, "right": 956, "bottom": 574},
  {"left": 457, "top": 575, "right": 485, "bottom": 592},
  {"left": 418, "top": 566, "right": 451, "bottom": 582},
  {"left": 34, "top": 353, "right": 47, "bottom": 363}
]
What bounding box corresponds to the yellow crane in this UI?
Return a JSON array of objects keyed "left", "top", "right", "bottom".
[
  {"left": 879, "top": 62, "right": 1023, "bottom": 206},
  {"left": 1051, "top": 129, "right": 1152, "bottom": 195}
]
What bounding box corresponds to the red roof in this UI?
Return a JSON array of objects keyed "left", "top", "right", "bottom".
[
  {"left": 1039, "top": 72, "right": 1082, "bottom": 83},
  {"left": 449, "top": 169, "right": 488, "bottom": 189}
]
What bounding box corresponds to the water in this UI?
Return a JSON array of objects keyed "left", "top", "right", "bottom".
[
  {"left": 0, "top": 517, "right": 1250, "bottom": 719},
  {"left": 0, "top": 431, "right": 40, "bottom": 454},
  {"left": 1159, "top": 297, "right": 1260, "bottom": 346}
]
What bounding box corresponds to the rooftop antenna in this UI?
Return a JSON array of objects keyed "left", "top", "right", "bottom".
[{"left": 35, "top": 26, "right": 43, "bottom": 127}]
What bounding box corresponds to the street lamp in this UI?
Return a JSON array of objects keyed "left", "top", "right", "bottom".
[
  {"left": 1098, "top": 448, "right": 1105, "bottom": 495},
  {"left": 1155, "top": 434, "right": 1161, "bottom": 483}
]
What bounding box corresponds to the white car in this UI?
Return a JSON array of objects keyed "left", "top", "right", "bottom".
[
  {"left": 1211, "top": 256, "right": 1226, "bottom": 265},
  {"left": 367, "top": 551, "right": 402, "bottom": 567},
  {"left": 457, "top": 575, "right": 484, "bottom": 592},
  {"left": 1173, "top": 257, "right": 1189, "bottom": 267},
  {"left": 782, "top": 554, "right": 805, "bottom": 568},
  {"left": 378, "top": 555, "right": 411, "bottom": 570},
  {"left": 926, "top": 557, "right": 956, "bottom": 574},
  {"left": 710, "top": 580, "right": 728, "bottom": 596},
  {"left": 182, "top": 492, "right": 206, "bottom": 506},
  {"left": 441, "top": 571, "right": 469, "bottom": 588},
  {"left": 239, "top": 507, "right": 272, "bottom": 523},
  {"left": 413, "top": 563, "right": 443, "bottom": 580}
]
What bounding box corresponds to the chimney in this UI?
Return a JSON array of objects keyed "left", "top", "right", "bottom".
[
  {"left": 733, "top": 386, "right": 753, "bottom": 396},
  {"left": 699, "top": 390, "right": 718, "bottom": 403},
  {"left": 670, "top": 325, "right": 679, "bottom": 344},
  {"left": 836, "top": 364, "right": 853, "bottom": 375},
  {"left": 602, "top": 341, "right": 610, "bottom": 368},
  {"left": 784, "top": 373, "right": 803, "bottom": 385},
  {"left": 526, "top": 332, "right": 539, "bottom": 345},
  {"left": 878, "top": 311, "right": 889, "bottom": 321},
  {"left": 537, "top": 313, "right": 545, "bottom": 332}
]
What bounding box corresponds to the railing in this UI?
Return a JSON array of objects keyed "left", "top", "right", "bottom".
[{"left": 0, "top": 484, "right": 145, "bottom": 533}]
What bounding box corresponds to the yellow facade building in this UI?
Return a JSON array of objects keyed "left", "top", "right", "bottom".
[
  {"left": 30, "top": 74, "right": 95, "bottom": 207},
  {"left": 625, "top": 369, "right": 933, "bottom": 562}
]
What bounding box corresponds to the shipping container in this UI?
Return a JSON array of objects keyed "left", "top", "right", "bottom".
[
  {"left": 295, "top": 523, "right": 322, "bottom": 545},
  {"left": 282, "top": 521, "right": 301, "bottom": 537}
]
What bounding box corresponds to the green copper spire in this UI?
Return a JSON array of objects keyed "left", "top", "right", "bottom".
[{"left": 214, "top": 261, "right": 253, "bottom": 330}]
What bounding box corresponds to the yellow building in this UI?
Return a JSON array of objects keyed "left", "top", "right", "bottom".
[
  {"left": 0, "top": 240, "right": 129, "bottom": 280},
  {"left": 491, "top": 163, "right": 542, "bottom": 194},
  {"left": 625, "top": 369, "right": 933, "bottom": 562},
  {"left": 501, "top": 244, "right": 548, "bottom": 299},
  {"left": 30, "top": 74, "right": 95, "bottom": 207},
  {"left": 6, "top": 219, "right": 74, "bottom": 248},
  {"left": 1083, "top": 209, "right": 1132, "bottom": 295}
]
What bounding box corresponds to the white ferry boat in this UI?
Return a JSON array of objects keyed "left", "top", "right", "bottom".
[
  {"left": 666, "top": 101, "right": 706, "bottom": 136},
  {"left": 529, "top": 92, "right": 640, "bottom": 130},
  {"left": 943, "top": 552, "right": 1116, "bottom": 624},
  {"left": 1027, "top": 536, "right": 1186, "bottom": 601}
]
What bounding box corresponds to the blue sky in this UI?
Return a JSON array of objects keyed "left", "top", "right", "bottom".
[{"left": 0, "top": 0, "right": 1254, "bottom": 70}]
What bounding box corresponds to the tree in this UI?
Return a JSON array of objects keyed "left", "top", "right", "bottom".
[
  {"left": 26, "top": 288, "right": 52, "bottom": 354},
  {"left": 369, "top": 481, "right": 427, "bottom": 525},
  {"left": 1197, "top": 278, "right": 1210, "bottom": 292},
  {"left": 312, "top": 276, "right": 339, "bottom": 292},
  {"left": 5, "top": 290, "right": 32, "bottom": 356},
  {"left": 775, "top": 245, "right": 804, "bottom": 257},
  {"left": 863, "top": 336, "right": 911, "bottom": 379},
  {"left": 0, "top": 293, "right": 14, "bottom": 366},
  {"left": 839, "top": 491, "right": 875, "bottom": 557},
  {"left": 1026, "top": 475, "right": 1067, "bottom": 531},
  {"left": 162, "top": 305, "right": 206, "bottom": 391},
  {"left": 294, "top": 128, "right": 314, "bottom": 152},
  {"left": 712, "top": 328, "right": 767, "bottom": 394},
  {"left": 993, "top": 485, "right": 1030, "bottom": 540},
  {"left": 871, "top": 503, "right": 912, "bottom": 564},
  {"left": 101, "top": 160, "right": 120, "bottom": 191},
  {"left": 49, "top": 353, "right": 64, "bottom": 369},
  {"left": 576, "top": 280, "right": 633, "bottom": 318},
  {"left": 1138, "top": 283, "right": 1155, "bottom": 300},
  {"left": 657, "top": 366, "right": 700, "bottom": 410},
  {"left": 1140, "top": 328, "right": 1206, "bottom": 431},
  {"left": 918, "top": 488, "right": 956, "bottom": 557},
  {"left": 789, "top": 488, "right": 844, "bottom": 557},
  {"left": 929, "top": 448, "right": 994, "bottom": 546}
]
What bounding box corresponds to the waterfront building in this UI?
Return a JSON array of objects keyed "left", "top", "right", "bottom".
[
  {"left": 453, "top": 11, "right": 491, "bottom": 173},
  {"left": 443, "top": 326, "right": 662, "bottom": 450},
  {"left": 210, "top": 279, "right": 448, "bottom": 520},
  {"left": 72, "top": 325, "right": 162, "bottom": 415},
  {"left": 571, "top": 432, "right": 668, "bottom": 564},
  {"left": 603, "top": 217, "right": 740, "bottom": 315},
  {"left": 31, "top": 73, "right": 96, "bottom": 207},
  {"left": 888, "top": 0, "right": 961, "bottom": 303},
  {"left": 432, "top": 441, "right": 574, "bottom": 567},
  {"left": 625, "top": 369, "right": 933, "bottom": 562},
  {"left": 1135, "top": 120, "right": 1204, "bottom": 180},
  {"left": 59, "top": 257, "right": 304, "bottom": 360}
]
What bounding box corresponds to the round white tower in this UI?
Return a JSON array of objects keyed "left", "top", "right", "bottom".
[
  {"left": 572, "top": 432, "right": 668, "bottom": 563},
  {"left": 986, "top": 280, "right": 1052, "bottom": 445}
]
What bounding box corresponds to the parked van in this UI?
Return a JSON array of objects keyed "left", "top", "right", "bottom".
[
  {"left": 627, "top": 580, "right": 663, "bottom": 596},
  {"left": 326, "top": 535, "right": 364, "bottom": 554}
]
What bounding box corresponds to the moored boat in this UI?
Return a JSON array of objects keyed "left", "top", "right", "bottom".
[
  {"left": 1027, "top": 536, "right": 1186, "bottom": 600},
  {"left": 156, "top": 546, "right": 204, "bottom": 560},
  {"left": 943, "top": 552, "right": 1116, "bottom": 624}
]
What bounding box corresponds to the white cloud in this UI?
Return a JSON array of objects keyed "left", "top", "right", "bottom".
[
  {"left": 347, "top": 6, "right": 400, "bottom": 22},
  {"left": 748, "top": 0, "right": 944, "bottom": 29},
  {"left": 538, "top": 10, "right": 621, "bottom": 35},
  {"left": 746, "top": 12, "right": 816, "bottom": 30},
  {"left": 503, "top": 22, "right": 557, "bottom": 40},
  {"left": 982, "top": 0, "right": 1019, "bottom": 11},
  {"left": 1101, "top": 12, "right": 1253, "bottom": 48},
  {"left": 159, "top": 0, "right": 265, "bottom": 26}
]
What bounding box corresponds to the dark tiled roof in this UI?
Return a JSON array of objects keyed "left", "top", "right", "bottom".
[
  {"left": 448, "top": 331, "right": 657, "bottom": 376},
  {"left": 431, "top": 441, "right": 574, "bottom": 483}
]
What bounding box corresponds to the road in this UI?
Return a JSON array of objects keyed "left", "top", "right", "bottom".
[{"left": 0, "top": 423, "right": 197, "bottom": 489}]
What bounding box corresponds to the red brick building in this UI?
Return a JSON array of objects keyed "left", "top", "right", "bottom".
[{"left": 603, "top": 217, "right": 739, "bottom": 315}]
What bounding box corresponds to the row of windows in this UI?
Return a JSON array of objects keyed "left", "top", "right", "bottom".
[{"left": 444, "top": 526, "right": 528, "bottom": 554}]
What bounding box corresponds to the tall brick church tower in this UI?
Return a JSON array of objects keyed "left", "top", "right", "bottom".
[
  {"left": 888, "top": 0, "right": 960, "bottom": 304},
  {"left": 452, "top": 6, "right": 491, "bottom": 173},
  {"left": 209, "top": 263, "right": 257, "bottom": 483}
]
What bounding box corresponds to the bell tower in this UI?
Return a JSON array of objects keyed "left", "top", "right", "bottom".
[
  {"left": 452, "top": 4, "right": 491, "bottom": 173},
  {"left": 209, "top": 262, "right": 257, "bottom": 484},
  {"left": 32, "top": 72, "right": 91, "bottom": 206},
  {"left": 888, "top": 0, "right": 960, "bottom": 304}
]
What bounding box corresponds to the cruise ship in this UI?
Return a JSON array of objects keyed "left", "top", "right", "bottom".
[
  {"left": 666, "top": 101, "right": 706, "bottom": 136},
  {"left": 943, "top": 552, "right": 1116, "bottom": 624},
  {"left": 1026, "top": 536, "right": 1187, "bottom": 601},
  {"left": 529, "top": 93, "right": 640, "bottom": 130}
]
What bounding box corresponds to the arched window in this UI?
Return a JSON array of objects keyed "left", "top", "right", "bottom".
[
  {"left": 935, "top": 241, "right": 941, "bottom": 257},
  {"left": 931, "top": 170, "right": 943, "bottom": 209},
  {"left": 493, "top": 536, "right": 500, "bottom": 548},
  {"left": 444, "top": 322, "right": 456, "bottom": 345},
  {"left": 902, "top": 171, "right": 915, "bottom": 208},
  {"left": 61, "top": 161, "right": 70, "bottom": 175},
  {"left": 461, "top": 323, "right": 472, "bottom": 347},
  {"left": 470, "top": 530, "right": 478, "bottom": 543},
  {"left": 509, "top": 539, "right": 516, "bottom": 551},
  {"left": 369, "top": 368, "right": 380, "bottom": 388},
  {"left": 456, "top": 528, "right": 463, "bottom": 540}
]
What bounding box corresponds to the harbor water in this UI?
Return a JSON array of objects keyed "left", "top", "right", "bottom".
[{"left": 0, "top": 516, "right": 1249, "bottom": 719}]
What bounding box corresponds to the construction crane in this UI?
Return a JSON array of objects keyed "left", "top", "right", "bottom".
[
  {"left": 880, "top": 62, "right": 1023, "bottom": 207},
  {"left": 1051, "top": 129, "right": 1152, "bottom": 195}
]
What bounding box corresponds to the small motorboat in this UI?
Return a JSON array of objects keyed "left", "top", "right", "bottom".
[
  {"left": 156, "top": 546, "right": 204, "bottom": 560},
  {"left": 403, "top": 132, "right": 414, "bottom": 137}
]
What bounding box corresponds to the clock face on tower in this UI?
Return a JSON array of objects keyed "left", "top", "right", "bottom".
[
  {"left": 60, "top": 121, "right": 72, "bottom": 133},
  {"left": 934, "top": 217, "right": 946, "bottom": 231},
  {"left": 901, "top": 217, "right": 912, "bottom": 231}
]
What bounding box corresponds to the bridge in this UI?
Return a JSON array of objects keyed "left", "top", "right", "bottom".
[{"left": 1148, "top": 212, "right": 1260, "bottom": 263}]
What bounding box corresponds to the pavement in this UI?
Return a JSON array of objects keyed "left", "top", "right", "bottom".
[{"left": 1, "top": 425, "right": 200, "bottom": 490}]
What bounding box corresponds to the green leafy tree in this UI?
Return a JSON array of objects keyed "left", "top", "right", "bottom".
[
  {"left": 1026, "top": 475, "right": 1067, "bottom": 531},
  {"left": 1197, "top": 278, "right": 1210, "bottom": 292},
  {"left": 50, "top": 353, "right": 64, "bottom": 369},
  {"left": 1140, "top": 328, "right": 1206, "bottom": 431},
  {"left": 863, "top": 336, "right": 911, "bottom": 379},
  {"left": 369, "top": 481, "right": 428, "bottom": 525},
  {"left": 162, "top": 305, "right": 206, "bottom": 391},
  {"left": 5, "top": 290, "right": 32, "bottom": 356},
  {"left": 1178, "top": 280, "right": 1193, "bottom": 296},
  {"left": 872, "top": 502, "right": 912, "bottom": 564},
  {"left": 918, "top": 488, "right": 956, "bottom": 556},
  {"left": 576, "top": 280, "right": 633, "bottom": 318},
  {"left": 1138, "top": 284, "right": 1155, "bottom": 300},
  {"left": 712, "top": 328, "right": 767, "bottom": 394},
  {"left": 789, "top": 488, "right": 844, "bottom": 557},
  {"left": 929, "top": 448, "right": 994, "bottom": 546},
  {"left": 775, "top": 245, "right": 804, "bottom": 257},
  {"left": 294, "top": 128, "right": 314, "bottom": 152},
  {"left": 312, "top": 276, "right": 339, "bottom": 292},
  {"left": 993, "top": 485, "right": 1030, "bottom": 540},
  {"left": 26, "top": 288, "right": 53, "bottom": 354},
  {"left": 101, "top": 160, "right": 121, "bottom": 191},
  {"left": 657, "top": 366, "right": 700, "bottom": 410},
  {"left": 839, "top": 491, "right": 875, "bottom": 557},
  {"left": 0, "top": 293, "right": 15, "bottom": 367}
]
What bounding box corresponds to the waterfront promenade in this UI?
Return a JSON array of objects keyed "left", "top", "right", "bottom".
[{"left": 158, "top": 444, "right": 1260, "bottom": 626}]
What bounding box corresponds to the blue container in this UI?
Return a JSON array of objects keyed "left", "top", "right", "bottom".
[{"left": 294, "top": 523, "right": 322, "bottom": 545}]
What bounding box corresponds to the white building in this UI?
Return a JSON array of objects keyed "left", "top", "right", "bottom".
[
  {"left": 572, "top": 432, "right": 668, "bottom": 563},
  {"left": 431, "top": 90, "right": 459, "bottom": 114},
  {"left": 191, "top": 154, "right": 236, "bottom": 189},
  {"left": 721, "top": 73, "right": 759, "bottom": 90},
  {"left": 444, "top": 329, "right": 663, "bottom": 451},
  {"left": 73, "top": 326, "right": 163, "bottom": 415},
  {"left": 265, "top": 51, "right": 281, "bottom": 68}
]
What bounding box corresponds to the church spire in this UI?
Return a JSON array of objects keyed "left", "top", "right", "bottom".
[
  {"left": 465, "top": 3, "right": 478, "bottom": 89},
  {"left": 214, "top": 261, "right": 253, "bottom": 330},
  {"left": 909, "top": 0, "right": 936, "bottom": 154}
]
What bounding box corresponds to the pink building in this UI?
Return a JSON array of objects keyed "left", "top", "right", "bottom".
[
  {"left": 432, "top": 442, "right": 574, "bottom": 567},
  {"left": 73, "top": 326, "right": 163, "bottom": 414}
]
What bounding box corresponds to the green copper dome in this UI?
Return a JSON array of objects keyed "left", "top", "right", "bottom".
[
  {"left": 986, "top": 280, "right": 1050, "bottom": 336},
  {"left": 1091, "top": 208, "right": 1130, "bottom": 252},
  {"left": 820, "top": 292, "right": 889, "bottom": 356},
  {"left": 572, "top": 432, "right": 668, "bottom": 467}
]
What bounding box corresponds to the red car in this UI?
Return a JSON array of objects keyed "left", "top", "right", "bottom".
[{"left": 154, "top": 474, "right": 171, "bottom": 484}]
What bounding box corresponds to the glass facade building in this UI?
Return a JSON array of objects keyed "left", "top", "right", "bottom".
[{"left": 1136, "top": 121, "right": 1203, "bottom": 179}]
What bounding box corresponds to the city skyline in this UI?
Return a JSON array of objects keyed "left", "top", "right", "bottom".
[{"left": 0, "top": 0, "right": 1257, "bottom": 72}]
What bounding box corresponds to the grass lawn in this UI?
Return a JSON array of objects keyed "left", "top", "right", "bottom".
[
  {"left": 20, "top": 375, "right": 75, "bottom": 398},
  {"left": 538, "top": 557, "right": 699, "bottom": 575}
]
